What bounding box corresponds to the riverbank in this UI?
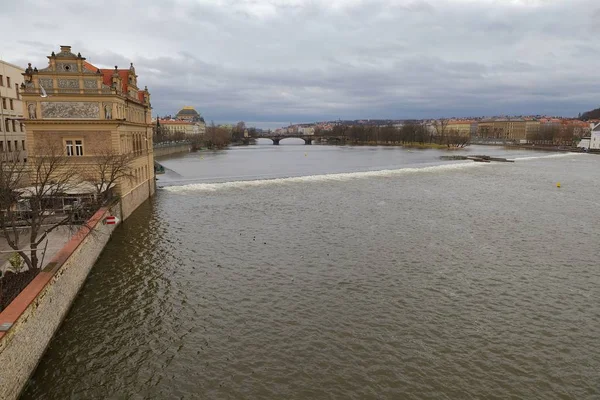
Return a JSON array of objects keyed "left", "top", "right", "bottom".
[
  {"left": 504, "top": 143, "right": 584, "bottom": 152},
  {"left": 324, "top": 140, "right": 467, "bottom": 149}
]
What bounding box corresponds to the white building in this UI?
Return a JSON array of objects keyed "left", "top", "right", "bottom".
[
  {"left": 298, "top": 126, "right": 315, "bottom": 135},
  {"left": 590, "top": 123, "right": 600, "bottom": 149},
  {"left": 0, "top": 60, "right": 27, "bottom": 161}
]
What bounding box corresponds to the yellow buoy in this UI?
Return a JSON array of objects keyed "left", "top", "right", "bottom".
[{"left": 556, "top": 182, "right": 561, "bottom": 188}]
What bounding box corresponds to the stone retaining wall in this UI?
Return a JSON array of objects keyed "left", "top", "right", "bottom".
[
  {"left": 121, "top": 180, "right": 154, "bottom": 221},
  {"left": 0, "top": 204, "right": 121, "bottom": 399},
  {"left": 153, "top": 143, "right": 190, "bottom": 158}
]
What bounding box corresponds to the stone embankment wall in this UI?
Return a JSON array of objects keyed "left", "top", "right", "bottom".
[
  {"left": 0, "top": 204, "right": 121, "bottom": 399},
  {"left": 121, "top": 180, "right": 154, "bottom": 221},
  {"left": 153, "top": 143, "right": 190, "bottom": 158}
]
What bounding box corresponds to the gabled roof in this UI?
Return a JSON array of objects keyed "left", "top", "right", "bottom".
[{"left": 83, "top": 61, "right": 99, "bottom": 73}]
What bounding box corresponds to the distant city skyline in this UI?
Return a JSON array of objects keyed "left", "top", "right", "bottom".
[{"left": 2, "top": 0, "right": 598, "bottom": 126}]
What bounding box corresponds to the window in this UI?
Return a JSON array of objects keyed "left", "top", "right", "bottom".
[
  {"left": 75, "top": 140, "right": 83, "bottom": 156},
  {"left": 12, "top": 120, "right": 16, "bottom": 132},
  {"left": 1, "top": 98, "right": 5, "bottom": 109},
  {"left": 15, "top": 84, "right": 19, "bottom": 100},
  {"left": 0, "top": 142, "right": 3, "bottom": 152},
  {"left": 66, "top": 140, "right": 74, "bottom": 156},
  {"left": 9, "top": 99, "right": 13, "bottom": 110},
  {"left": 22, "top": 140, "right": 25, "bottom": 151},
  {"left": 4, "top": 119, "right": 9, "bottom": 132},
  {"left": 6, "top": 77, "right": 10, "bottom": 87},
  {"left": 0, "top": 75, "right": 3, "bottom": 86},
  {"left": 14, "top": 140, "right": 18, "bottom": 151},
  {"left": 8, "top": 141, "right": 11, "bottom": 152}
]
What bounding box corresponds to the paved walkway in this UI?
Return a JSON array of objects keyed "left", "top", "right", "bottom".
[{"left": 0, "top": 226, "right": 75, "bottom": 274}]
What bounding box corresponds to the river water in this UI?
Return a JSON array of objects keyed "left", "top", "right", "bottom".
[{"left": 22, "top": 142, "right": 600, "bottom": 399}]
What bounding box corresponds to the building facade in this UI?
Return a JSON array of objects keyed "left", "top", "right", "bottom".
[
  {"left": 21, "top": 45, "right": 155, "bottom": 219},
  {"left": 477, "top": 119, "right": 527, "bottom": 141},
  {"left": 155, "top": 118, "right": 205, "bottom": 138},
  {"left": 0, "top": 60, "right": 27, "bottom": 161},
  {"left": 590, "top": 123, "right": 600, "bottom": 149},
  {"left": 447, "top": 120, "right": 474, "bottom": 137}
]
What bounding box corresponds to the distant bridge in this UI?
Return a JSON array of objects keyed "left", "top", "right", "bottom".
[{"left": 251, "top": 134, "right": 346, "bottom": 145}]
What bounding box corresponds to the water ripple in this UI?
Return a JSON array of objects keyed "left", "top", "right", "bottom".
[{"left": 22, "top": 153, "right": 600, "bottom": 400}]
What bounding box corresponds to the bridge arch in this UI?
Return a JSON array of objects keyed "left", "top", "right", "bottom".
[{"left": 258, "top": 135, "right": 313, "bottom": 145}]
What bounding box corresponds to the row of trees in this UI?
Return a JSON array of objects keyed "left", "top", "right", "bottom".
[
  {"left": 231, "top": 121, "right": 258, "bottom": 142},
  {"left": 153, "top": 123, "right": 186, "bottom": 144},
  {"left": 318, "top": 121, "right": 470, "bottom": 148},
  {"left": 526, "top": 124, "right": 582, "bottom": 146},
  {"left": 202, "top": 122, "right": 232, "bottom": 149},
  {"left": 154, "top": 120, "right": 258, "bottom": 149}
]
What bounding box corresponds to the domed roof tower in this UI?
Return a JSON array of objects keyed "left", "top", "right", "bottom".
[{"left": 175, "top": 106, "right": 202, "bottom": 122}]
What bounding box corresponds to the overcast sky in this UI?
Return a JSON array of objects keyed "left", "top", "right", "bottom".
[{"left": 2, "top": 0, "right": 599, "bottom": 128}]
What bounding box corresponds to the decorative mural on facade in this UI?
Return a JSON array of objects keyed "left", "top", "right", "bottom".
[
  {"left": 83, "top": 79, "right": 97, "bottom": 89},
  {"left": 58, "top": 79, "right": 79, "bottom": 89},
  {"left": 38, "top": 78, "right": 53, "bottom": 89},
  {"left": 55, "top": 63, "right": 78, "bottom": 73},
  {"left": 41, "top": 102, "right": 99, "bottom": 119}
]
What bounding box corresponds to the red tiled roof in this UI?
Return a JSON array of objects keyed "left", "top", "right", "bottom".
[
  {"left": 158, "top": 119, "right": 193, "bottom": 125},
  {"left": 98, "top": 68, "right": 131, "bottom": 93},
  {"left": 448, "top": 120, "right": 474, "bottom": 124},
  {"left": 83, "top": 61, "right": 98, "bottom": 73},
  {"left": 82, "top": 61, "right": 145, "bottom": 102}
]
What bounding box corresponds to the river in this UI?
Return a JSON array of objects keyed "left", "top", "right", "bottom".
[{"left": 22, "top": 142, "right": 600, "bottom": 399}]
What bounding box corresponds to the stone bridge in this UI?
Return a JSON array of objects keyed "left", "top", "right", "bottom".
[{"left": 251, "top": 134, "right": 346, "bottom": 145}]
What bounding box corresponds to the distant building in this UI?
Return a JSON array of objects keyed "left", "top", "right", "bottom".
[
  {"left": 0, "top": 60, "right": 26, "bottom": 161},
  {"left": 155, "top": 106, "right": 206, "bottom": 138},
  {"left": 155, "top": 118, "right": 205, "bottom": 138},
  {"left": 447, "top": 120, "right": 474, "bottom": 137},
  {"left": 298, "top": 126, "right": 314, "bottom": 135},
  {"left": 590, "top": 123, "right": 600, "bottom": 149},
  {"left": 525, "top": 120, "right": 540, "bottom": 141},
  {"left": 477, "top": 119, "right": 527, "bottom": 141}
]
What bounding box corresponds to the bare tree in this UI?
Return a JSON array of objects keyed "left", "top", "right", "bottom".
[
  {"left": 433, "top": 119, "right": 449, "bottom": 144},
  {"left": 445, "top": 129, "right": 471, "bottom": 148},
  {"left": 205, "top": 121, "right": 231, "bottom": 149},
  {"left": 0, "top": 142, "right": 80, "bottom": 271},
  {"left": 80, "top": 149, "right": 136, "bottom": 203}
]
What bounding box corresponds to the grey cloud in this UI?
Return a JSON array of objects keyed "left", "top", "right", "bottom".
[{"left": 1, "top": 0, "right": 599, "bottom": 127}]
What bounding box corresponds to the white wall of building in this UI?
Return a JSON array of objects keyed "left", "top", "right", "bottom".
[
  {"left": 0, "top": 60, "right": 26, "bottom": 161},
  {"left": 591, "top": 132, "right": 600, "bottom": 150}
]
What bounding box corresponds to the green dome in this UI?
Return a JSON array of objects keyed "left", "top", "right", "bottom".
[{"left": 176, "top": 106, "right": 200, "bottom": 118}]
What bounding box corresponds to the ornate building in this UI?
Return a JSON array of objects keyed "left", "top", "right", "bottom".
[
  {"left": 21, "top": 45, "right": 155, "bottom": 219},
  {"left": 0, "top": 60, "right": 26, "bottom": 161}
]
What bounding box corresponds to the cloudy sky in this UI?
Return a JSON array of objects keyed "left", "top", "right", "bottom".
[{"left": 2, "top": 0, "right": 599, "bottom": 128}]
